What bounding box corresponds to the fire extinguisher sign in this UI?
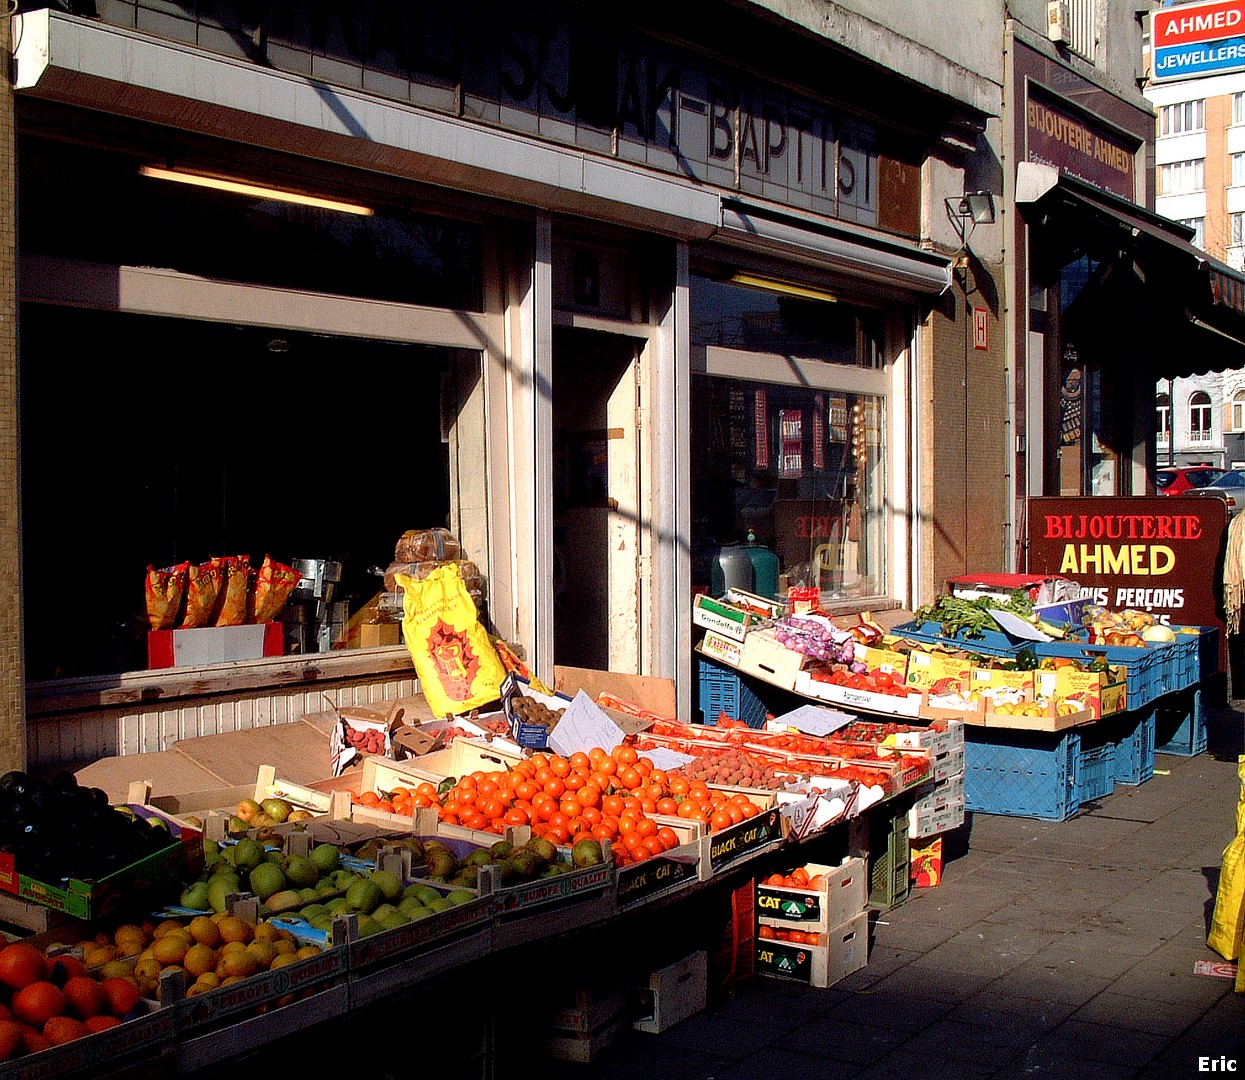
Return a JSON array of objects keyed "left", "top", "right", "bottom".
[{"left": 973, "top": 308, "right": 989, "bottom": 350}]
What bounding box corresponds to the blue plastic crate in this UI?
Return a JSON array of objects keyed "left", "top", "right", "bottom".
[
  {"left": 891, "top": 620, "right": 1026, "bottom": 658},
  {"left": 1033, "top": 640, "right": 1163, "bottom": 708},
  {"left": 697, "top": 659, "right": 769, "bottom": 727},
  {"left": 1155, "top": 687, "right": 1208, "bottom": 757},
  {"left": 1170, "top": 626, "right": 1220, "bottom": 684},
  {"left": 1110, "top": 709, "right": 1156, "bottom": 786},
  {"left": 1076, "top": 736, "right": 1116, "bottom": 803},
  {"left": 964, "top": 729, "right": 1082, "bottom": 821}
]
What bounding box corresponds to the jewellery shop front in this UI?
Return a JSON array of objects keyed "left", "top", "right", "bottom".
[{"left": 8, "top": 3, "right": 967, "bottom": 769}]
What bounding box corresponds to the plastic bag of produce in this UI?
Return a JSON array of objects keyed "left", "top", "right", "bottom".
[
  {"left": 248, "top": 554, "right": 300, "bottom": 624},
  {"left": 145, "top": 562, "right": 190, "bottom": 631},
  {"left": 180, "top": 560, "right": 223, "bottom": 629},
  {"left": 210, "top": 555, "right": 250, "bottom": 627},
  {"left": 396, "top": 564, "right": 505, "bottom": 718},
  {"left": 1207, "top": 755, "right": 1245, "bottom": 962}
]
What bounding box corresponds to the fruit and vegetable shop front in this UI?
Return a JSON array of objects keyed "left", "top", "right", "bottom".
[{"left": 9, "top": 3, "right": 975, "bottom": 772}]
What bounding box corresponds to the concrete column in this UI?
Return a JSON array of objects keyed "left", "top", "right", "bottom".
[{"left": 0, "top": 12, "right": 25, "bottom": 772}]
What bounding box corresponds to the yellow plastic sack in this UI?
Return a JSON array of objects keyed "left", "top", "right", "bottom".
[
  {"left": 396, "top": 564, "right": 505, "bottom": 719},
  {"left": 1207, "top": 755, "right": 1245, "bottom": 962}
]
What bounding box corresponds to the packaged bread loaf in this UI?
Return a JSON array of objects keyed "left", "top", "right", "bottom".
[
  {"left": 384, "top": 559, "right": 481, "bottom": 593},
  {"left": 394, "top": 528, "right": 461, "bottom": 563}
]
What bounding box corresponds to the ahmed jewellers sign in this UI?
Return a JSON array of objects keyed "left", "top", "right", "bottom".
[
  {"left": 72, "top": 0, "right": 881, "bottom": 227},
  {"left": 1152, "top": 0, "right": 1245, "bottom": 81}
]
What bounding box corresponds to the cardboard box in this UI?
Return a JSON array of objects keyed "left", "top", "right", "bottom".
[
  {"left": 355, "top": 622, "right": 401, "bottom": 649},
  {"left": 738, "top": 629, "right": 806, "bottom": 691},
  {"left": 552, "top": 665, "right": 677, "bottom": 719},
  {"left": 909, "top": 783, "right": 965, "bottom": 838},
  {"left": 633, "top": 950, "right": 708, "bottom": 1034},
  {"left": 1034, "top": 668, "right": 1128, "bottom": 719},
  {"left": 910, "top": 837, "right": 944, "bottom": 887},
  {"left": 692, "top": 593, "right": 774, "bottom": 642},
  {"left": 853, "top": 643, "right": 909, "bottom": 679},
  {"left": 544, "top": 1013, "right": 631, "bottom": 1062},
  {"left": 697, "top": 629, "right": 744, "bottom": 668},
  {"left": 904, "top": 650, "right": 973, "bottom": 694},
  {"left": 147, "top": 622, "right": 283, "bottom": 668},
  {"left": 755, "top": 857, "right": 866, "bottom": 933},
  {"left": 756, "top": 911, "right": 869, "bottom": 988},
  {"left": 0, "top": 805, "right": 196, "bottom": 922}
]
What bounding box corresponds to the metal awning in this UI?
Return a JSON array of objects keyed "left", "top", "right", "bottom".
[{"left": 1016, "top": 161, "right": 1245, "bottom": 374}]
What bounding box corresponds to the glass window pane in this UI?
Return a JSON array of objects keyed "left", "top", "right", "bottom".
[
  {"left": 19, "top": 306, "right": 487, "bottom": 678},
  {"left": 690, "top": 276, "right": 880, "bottom": 366},
  {"left": 20, "top": 136, "right": 485, "bottom": 311},
  {"left": 690, "top": 377, "right": 886, "bottom": 602}
]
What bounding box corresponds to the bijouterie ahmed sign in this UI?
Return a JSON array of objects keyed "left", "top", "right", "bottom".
[
  {"left": 1025, "top": 90, "right": 1136, "bottom": 199},
  {"left": 1028, "top": 497, "right": 1228, "bottom": 637}
]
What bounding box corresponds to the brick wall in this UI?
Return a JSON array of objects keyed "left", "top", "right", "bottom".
[
  {"left": 925, "top": 263, "right": 1009, "bottom": 601},
  {"left": 0, "top": 14, "right": 24, "bottom": 772}
]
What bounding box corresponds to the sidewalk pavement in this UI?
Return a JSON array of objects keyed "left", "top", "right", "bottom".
[{"left": 558, "top": 701, "right": 1245, "bottom": 1080}]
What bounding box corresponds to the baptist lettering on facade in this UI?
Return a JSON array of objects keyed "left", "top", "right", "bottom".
[{"left": 1198, "top": 1058, "right": 1237, "bottom": 1072}]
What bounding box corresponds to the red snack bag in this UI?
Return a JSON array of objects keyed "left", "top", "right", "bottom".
[
  {"left": 248, "top": 555, "right": 300, "bottom": 624},
  {"left": 210, "top": 555, "right": 250, "bottom": 627},
  {"left": 145, "top": 562, "right": 189, "bottom": 631},
  {"left": 180, "top": 561, "right": 223, "bottom": 629}
]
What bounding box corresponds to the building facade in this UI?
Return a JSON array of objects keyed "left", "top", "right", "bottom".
[{"left": 6, "top": 1, "right": 1234, "bottom": 770}]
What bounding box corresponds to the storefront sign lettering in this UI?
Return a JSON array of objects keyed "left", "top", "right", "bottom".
[
  {"left": 92, "top": 1, "right": 881, "bottom": 225},
  {"left": 1025, "top": 90, "right": 1136, "bottom": 199},
  {"left": 1153, "top": 0, "right": 1245, "bottom": 81},
  {"left": 1028, "top": 497, "right": 1228, "bottom": 671}
]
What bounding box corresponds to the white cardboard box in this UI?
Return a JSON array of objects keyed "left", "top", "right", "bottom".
[{"left": 633, "top": 950, "right": 708, "bottom": 1034}]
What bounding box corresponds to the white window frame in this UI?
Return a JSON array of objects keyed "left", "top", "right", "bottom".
[
  {"left": 1161, "top": 99, "right": 1206, "bottom": 136},
  {"left": 1161, "top": 159, "right": 1206, "bottom": 196},
  {"left": 1190, "top": 390, "right": 1214, "bottom": 443},
  {"left": 1232, "top": 390, "right": 1245, "bottom": 432},
  {"left": 1178, "top": 218, "right": 1205, "bottom": 248},
  {"left": 1157, "top": 393, "right": 1171, "bottom": 446},
  {"left": 1236, "top": 92, "right": 1245, "bottom": 125}
]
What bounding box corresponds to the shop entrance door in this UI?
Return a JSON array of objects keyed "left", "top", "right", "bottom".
[{"left": 552, "top": 327, "right": 644, "bottom": 673}]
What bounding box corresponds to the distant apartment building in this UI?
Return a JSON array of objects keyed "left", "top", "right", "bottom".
[{"left": 1147, "top": 7, "right": 1245, "bottom": 469}]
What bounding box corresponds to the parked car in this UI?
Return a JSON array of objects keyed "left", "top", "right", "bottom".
[
  {"left": 1156, "top": 465, "right": 1225, "bottom": 496},
  {"left": 1188, "top": 468, "right": 1245, "bottom": 515}
]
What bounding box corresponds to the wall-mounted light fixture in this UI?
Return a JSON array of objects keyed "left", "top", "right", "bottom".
[
  {"left": 139, "top": 165, "right": 374, "bottom": 216},
  {"left": 727, "top": 271, "right": 838, "bottom": 303},
  {"left": 945, "top": 190, "right": 996, "bottom": 254}
]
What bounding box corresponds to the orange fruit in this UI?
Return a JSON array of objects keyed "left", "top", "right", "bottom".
[
  {"left": 151, "top": 935, "right": 189, "bottom": 967},
  {"left": 99, "top": 977, "right": 141, "bottom": 1018},
  {"left": 0, "top": 943, "right": 47, "bottom": 990},
  {"left": 62, "top": 976, "right": 106, "bottom": 1020},
  {"left": 0, "top": 1020, "right": 19, "bottom": 1062},
  {"left": 18, "top": 1024, "right": 50, "bottom": 1055},
  {"left": 182, "top": 944, "right": 217, "bottom": 980},
  {"left": 216, "top": 916, "right": 253, "bottom": 945},
  {"left": 12, "top": 981, "right": 64, "bottom": 1028},
  {"left": 47, "top": 955, "right": 87, "bottom": 982},
  {"left": 42, "top": 1015, "right": 86, "bottom": 1045},
  {"left": 188, "top": 916, "right": 221, "bottom": 948},
  {"left": 83, "top": 1015, "right": 122, "bottom": 1035}
]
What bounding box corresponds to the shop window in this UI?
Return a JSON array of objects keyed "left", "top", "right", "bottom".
[
  {"left": 1161, "top": 99, "right": 1205, "bottom": 136},
  {"left": 1157, "top": 392, "right": 1171, "bottom": 445},
  {"left": 1190, "top": 390, "right": 1214, "bottom": 443},
  {"left": 689, "top": 275, "right": 887, "bottom": 604},
  {"left": 1160, "top": 159, "right": 1205, "bottom": 196},
  {"left": 20, "top": 136, "right": 484, "bottom": 312},
  {"left": 19, "top": 306, "right": 486, "bottom": 681},
  {"left": 690, "top": 275, "right": 881, "bottom": 368}
]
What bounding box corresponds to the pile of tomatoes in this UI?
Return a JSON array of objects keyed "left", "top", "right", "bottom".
[
  {"left": 761, "top": 865, "right": 827, "bottom": 890},
  {"left": 758, "top": 925, "right": 822, "bottom": 946},
  {"left": 808, "top": 666, "right": 917, "bottom": 697}
]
